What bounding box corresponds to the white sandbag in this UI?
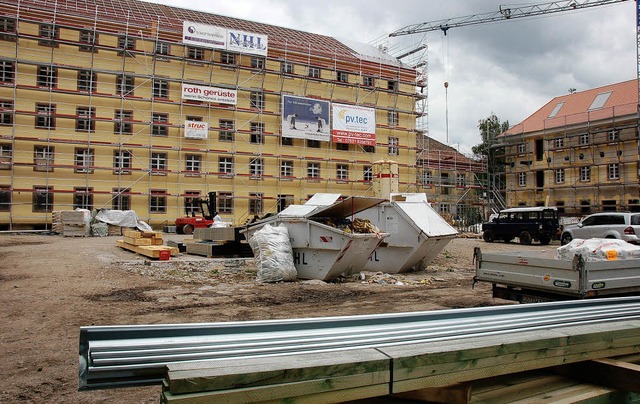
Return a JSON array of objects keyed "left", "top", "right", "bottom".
[
  {"left": 248, "top": 223, "right": 297, "bottom": 283},
  {"left": 556, "top": 238, "right": 640, "bottom": 261}
]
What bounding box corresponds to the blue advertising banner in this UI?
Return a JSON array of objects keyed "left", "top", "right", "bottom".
[{"left": 281, "top": 95, "right": 331, "bottom": 141}]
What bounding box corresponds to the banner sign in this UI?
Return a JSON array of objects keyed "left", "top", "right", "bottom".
[
  {"left": 183, "top": 21, "right": 268, "bottom": 56},
  {"left": 281, "top": 95, "right": 331, "bottom": 142},
  {"left": 184, "top": 120, "right": 208, "bottom": 139},
  {"left": 181, "top": 83, "right": 237, "bottom": 105},
  {"left": 331, "top": 103, "right": 376, "bottom": 146}
]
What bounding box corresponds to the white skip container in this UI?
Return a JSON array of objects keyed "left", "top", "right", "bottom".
[
  {"left": 358, "top": 193, "right": 458, "bottom": 273},
  {"left": 243, "top": 194, "right": 389, "bottom": 281}
]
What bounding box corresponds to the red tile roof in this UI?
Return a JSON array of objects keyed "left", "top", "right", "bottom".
[{"left": 503, "top": 79, "right": 638, "bottom": 136}]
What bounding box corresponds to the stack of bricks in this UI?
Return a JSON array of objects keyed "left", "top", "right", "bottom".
[{"left": 52, "top": 210, "right": 90, "bottom": 237}]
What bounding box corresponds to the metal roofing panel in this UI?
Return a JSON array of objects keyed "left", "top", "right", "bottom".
[{"left": 396, "top": 201, "right": 457, "bottom": 237}]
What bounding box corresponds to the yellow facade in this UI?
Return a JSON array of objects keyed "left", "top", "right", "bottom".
[{"left": 0, "top": 0, "right": 485, "bottom": 230}]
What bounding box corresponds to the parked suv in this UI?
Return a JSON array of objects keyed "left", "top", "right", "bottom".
[
  {"left": 560, "top": 212, "right": 640, "bottom": 245},
  {"left": 482, "top": 207, "right": 559, "bottom": 245}
]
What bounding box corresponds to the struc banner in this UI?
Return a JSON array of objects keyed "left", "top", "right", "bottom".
[
  {"left": 281, "top": 95, "right": 331, "bottom": 142},
  {"left": 331, "top": 103, "right": 376, "bottom": 146},
  {"left": 184, "top": 120, "right": 208, "bottom": 139},
  {"left": 181, "top": 83, "right": 237, "bottom": 105},
  {"left": 182, "top": 21, "right": 268, "bottom": 56}
]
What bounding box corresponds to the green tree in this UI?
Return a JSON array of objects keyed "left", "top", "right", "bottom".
[{"left": 472, "top": 113, "right": 509, "bottom": 174}]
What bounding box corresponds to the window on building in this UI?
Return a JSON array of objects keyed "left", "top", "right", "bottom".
[
  {"left": 118, "top": 36, "right": 135, "bottom": 53},
  {"left": 0, "top": 61, "right": 14, "bottom": 83},
  {"left": 0, "top": 17, "right": 16, "bottom": 35},
  {"left": 422, "top": 171, "right": 433, "bottom": 185},
  {"left": 554, "top": 137, "right": 564, "bottom": 149},
  {"left": 76, "top": 107, "right": 95, "bottom": 132},
  {"left": 33, "top": 186, "right": 53, "bottom": 212},
  {"left": 73, "top": 187, "right": 93, "bottom": 210},
  {"left": 34, "top": 145, "right": 54, "bottom": 172},
  {"left": 0, "top": 100, "right": 13, "bottom": 125},
  {"left": 217, "top": 192, "right": 233, "bottom": 214},
  {"left": 221, "top": 52, "right": 236, "bottom": 65},
  {"left": 456, "top": 173, "right": 465, "bottom": 187},
  {"left": 152, "top": 113, "right": 169, "bottom": 136},
  {"left": 579, "top": 133, "right": 590, "bottom": 145},
  {"left": 113, "top": 150, "right": 132, "bottom": 174},
  {"left": 336, "top": 164, "right": 349, "bottom": 181},
  {"left": 250, "top": 122, "right": 264, "bottom": 144},
  {"left": 281, "top": 136, "right": 293, "bottom": 146},
  {"left": 518, "top": 172, "right": 526, "bottom": 187},
  {"left": 250, "top": 158, "right": 264, "bottom": 177},
  {"left": 363, "top": 76, "right": 375, "bottom": 87},
  {"left": 39, "top": 23, "right": 58, "bottom": 46},
  {"left": 149, "top": 189, "right": 167, "bottom": 213},
  {"left": 388, "top": 111, "right": 398, "bottom": 126},
  {"left": 155, "top": 42, "right": 170, "bottom": 55},
  {"left": 187, "top": 46, "right": 204, "bottom": 60},
  {"left": 588, "top": 91, "right": 612, "bottom": 111},
  {"left": 79, "top": 30, "right": 97, "bottom": 52},
  {"left": 251, "top": 56, "right": 265, "bottom": 69},
  {"left": 277, "top": 194, "right": 295, "bottom": 212},
  {"left": 517, "top": 143, "right": 526, "bottom": 154},
  {"left": 150, "top": 152, "right": 167, "bottom": 175},
  {"left": 280, "top": 160, "right": 293, "bottom": 177},
  {"left": 337, "top": 71, "right": 348, "bottom": 83},
  {"left": 249, "top": 192, "right": 263, "bottom": 215},
  {"left": 580, "top": 166, "right": 591, "bottom": 182},
  {"left": 439, "top": 204, "right": 450, "bottom": 215},
  {"left": 336, "top": 143, "right": 349, "bottom": 151},
  {"left": 608, "top": 163, "right": 620, "bottom": 180},
  {"left": 281, "top": 62, "right": 293, "bottom": 74},
  {"left": 388, "top": 136, "right": 399, "bottom": 156},
  {"left": 555, "top": 168, "right": 565, "bottom": 184},
  {"left": 0, "top": 143, "right": 11, "bottom": 169},
  {"left": 183, "top": 191, "right": 201, "bottom": 216},
  {"left": 307, "top": 162, "right": 320, "bottom": 179},
  {"left": 37, "top": 66, "right": 57, "bottom": 88},
  {"left": 114, "top": 110, "right": 133, "bottom": 134},
  {"left": 218, "top": 156, "right": 233, "bottom": 175},
  {"left": 363, "top": 165, "right": 373, "bottom": 182},
  {"left": 74, "top": 148, "right": 94, "bottom": 173},
  {"left": 0, "top": 185, "right": 10, "bottom": 212},
  {"left": 388, "top": 80, "right": 398, "bottom": 91},
  {"left": 36, "top": 104, "right": 55, "bottom": 129},
  {"left": 219, "top": 119, "right": 234, "bottom": 141},
  {"left": 307, "top": 139, "right": 320, "bottom": 148},
  {"left": 78, "top": 68, "right": 98, "bottom": 91},
  {"left": 308, "top": 66, "right": 320, "bottom": 78},
  {"left": 185, "top": 154, "right": 201, "bottom": 174},
  {"left": 608, "top": 129, "right": 619, "bottom": 142},
  {"left": 363, "top": 145, "right": 375, "bottom": 153},
  {"left": 116, "top": 75, "right": 134, "bottom": 96},
  {"left": 152, "top": 79, "right": 168, "bottom": 98},
  {"left": 112, "top": 188, "right": 130, "bottom": 210},
  {"left": 250, "top": 91, "right": 264, "bottom": 109}
]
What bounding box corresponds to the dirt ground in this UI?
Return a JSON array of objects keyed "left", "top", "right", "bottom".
[{"left": 0, "top": 232, "right": 553, "bottom": 403}]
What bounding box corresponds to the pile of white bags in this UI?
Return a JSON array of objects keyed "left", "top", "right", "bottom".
[
  {"left": 556, "top": 238, "right": 640, "bottom": 261},
  {"left": 248, "top": 223, "right": 297, "bottom": 283}
]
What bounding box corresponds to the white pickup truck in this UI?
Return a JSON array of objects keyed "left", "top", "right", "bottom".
[{"left": 473, "top": 247, "right": 640, "bottom": 303}]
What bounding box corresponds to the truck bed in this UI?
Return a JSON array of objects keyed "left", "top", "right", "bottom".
[{"left": 473, "top": 247, "right": 640, "bottom": 302}]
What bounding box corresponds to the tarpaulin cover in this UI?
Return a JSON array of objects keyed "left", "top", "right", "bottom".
[{"left": 95, "top": 210, "right": 152, "bottom": 232}]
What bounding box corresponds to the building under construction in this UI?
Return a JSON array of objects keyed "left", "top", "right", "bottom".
[
  {"left": 500, "top": 79, "right": 639, "bottom": 215},
  {"left": 0, "top": 0, "right": 486, "bottom": 230}
]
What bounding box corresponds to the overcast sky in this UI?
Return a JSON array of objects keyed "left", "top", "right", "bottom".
[{"left": 150, "top": 0, "right": 636, "bottom": 155}]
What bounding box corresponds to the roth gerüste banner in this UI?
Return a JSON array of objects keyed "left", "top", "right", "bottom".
[{"left": 181, "top": 83, "right": 237, "bottom": 105}]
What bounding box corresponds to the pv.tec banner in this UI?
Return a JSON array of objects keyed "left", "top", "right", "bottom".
[
  {"left": 184, "top": 120, "right": 208, "bottom": 139},
  {"left": 181, "top": 83, "right": 237, "bottom": 105},
  {"left": 331, "top": 103, "right": 376, "bottom": 146},
  {"left": 281, "top": 95, "right": 330, "bottom": 142}
]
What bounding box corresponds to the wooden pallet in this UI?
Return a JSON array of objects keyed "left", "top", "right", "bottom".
[{"left": 116, "top": 239, "right": 178, "bottom": 260}]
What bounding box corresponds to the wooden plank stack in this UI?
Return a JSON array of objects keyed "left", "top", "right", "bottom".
[
  {"left": 52, "top": 210, "right": 90, "bottom": 237},
  {"left": 160, "top": 321, "right": 640, "bottom": 403},
  {"left": 117, "top": 230, "right": 178, "bottom": 260}
]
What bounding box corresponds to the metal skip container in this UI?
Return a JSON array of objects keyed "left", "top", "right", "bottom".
[
  {"left": 243, "top": 194, "right": 389, "bottom": 281},
  {"left": 358, "top": 193, "right": 458, "bottom": 274}
]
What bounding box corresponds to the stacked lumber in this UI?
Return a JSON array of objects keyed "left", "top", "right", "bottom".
[
  {"left": 52, "top": 210, "right": 90, "bottom": 237},
  {"left": 117, "top": 230, "right": 178, "bottom": 260}
]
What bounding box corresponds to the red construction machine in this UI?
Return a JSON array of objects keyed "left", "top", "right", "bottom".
[{"left": 175, "top": 191, "right": 218, "bottom": 235}]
